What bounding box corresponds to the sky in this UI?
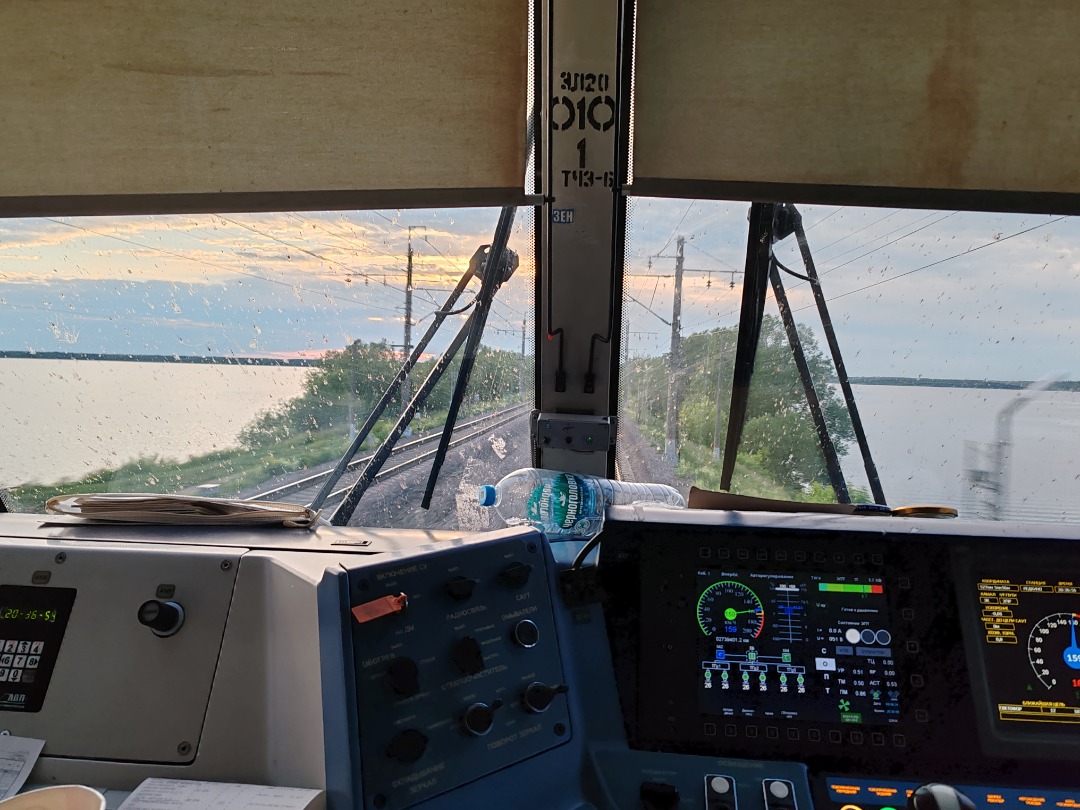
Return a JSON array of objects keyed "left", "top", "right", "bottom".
[
  {"left": 0, "top": 208, "right": 535, "bottom": 360},
  {"left": 0, "top": 201, "right": 1077, "bottom": 380},
  {"left": 623, "top": 200, "right": 1080, "bottom": 381}
]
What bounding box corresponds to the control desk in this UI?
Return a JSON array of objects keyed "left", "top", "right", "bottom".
[{"left": 1, "top": 509, "right": 1080, "bottom": 810}]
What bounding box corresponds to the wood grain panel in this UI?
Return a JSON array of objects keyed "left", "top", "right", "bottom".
[
  {"left": 0, "top": 1, "right": 527, "bottom": 202},
  {"left": 633, "top": 1, "right": 1080, "bottom": 195}
]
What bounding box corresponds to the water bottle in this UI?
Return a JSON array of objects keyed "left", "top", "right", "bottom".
[{"left": 478, "top": 468, "right": 685, "bottom": 539}]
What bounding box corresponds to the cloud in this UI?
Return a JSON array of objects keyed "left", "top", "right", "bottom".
[
  {"left": 625, "top": 198, "right": 1080, "bottom": 379},
  {"left": 0, "top": 204, "right": 536, "bottom": 361}
]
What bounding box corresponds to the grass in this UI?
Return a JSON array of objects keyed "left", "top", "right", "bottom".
[{"left": 9, "top": 396, "right": 523, "bottom": 511}]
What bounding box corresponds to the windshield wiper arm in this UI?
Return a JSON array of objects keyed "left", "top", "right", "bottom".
[
  {"left": 420, "top": 204, "right": 517, "bottom": 509},
  {"left": 306, "top": 248, "right": 486, "bottom": 514},
  {"left": 777, "top": 203, "right": 887, "bottom": 505},
  {"left": 720, "top": 202, "right": 775, "bottom": 491},
  {"left": 327, "top": 236, "right": 519, "bottom": 525}
]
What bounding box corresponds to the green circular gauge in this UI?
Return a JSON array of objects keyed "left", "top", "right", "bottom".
[{"left": 697, "top": 580, "right": 765, "bottom": 639}]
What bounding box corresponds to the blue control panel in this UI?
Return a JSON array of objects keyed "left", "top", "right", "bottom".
[
  {"left": 328, "top": 513, "right": 1080, "bottom": 810},
  {"left": 344, "top": 531, "right": 571, "bottom": 809}
]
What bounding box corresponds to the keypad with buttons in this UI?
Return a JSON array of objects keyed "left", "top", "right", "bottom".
[{"left": 0, "top": 585, "right": 77, "bottom": 712}]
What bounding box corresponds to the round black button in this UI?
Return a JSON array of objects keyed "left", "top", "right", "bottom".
[
  {"left": 462, "top": 699, "right": 503, "bottom": 736},
  {"left": 512, "top": 619, "right": 540, "bottom": 648}
]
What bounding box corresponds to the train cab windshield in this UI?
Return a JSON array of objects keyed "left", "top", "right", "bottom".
[
  {"left": 4, "top": 2, "right": 1080, "bottom": 810},
  {"left": 2, "top": 202, "right": 1077, "bottom": 527}
]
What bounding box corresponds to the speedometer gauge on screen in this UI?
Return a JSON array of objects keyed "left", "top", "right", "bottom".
[{"left": 975, "top": 575, "right": 1080, "bottom": 726}]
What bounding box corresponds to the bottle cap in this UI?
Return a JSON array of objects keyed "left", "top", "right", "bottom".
[{"left": 478, "top": 485, "right": 497, "bottom": 506}]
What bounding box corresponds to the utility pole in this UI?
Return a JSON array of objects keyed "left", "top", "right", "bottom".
[
  {"left": 401, "top": 227, "right": 416, "bottom": 413},
  {"left": 627, "top": 243, "right": 729, "bottom": 465},
  {"left": 348, "top": 341, "right": 357, "bottom": 441},
  {"left": 712, "top": 344, "right": 725, "bottom": 461},
  {"left": 519, "top": 316, "right": 527, "bottom": 397},
  {"left": 663, "top": 236, "right": 685, "bottom": 465}
]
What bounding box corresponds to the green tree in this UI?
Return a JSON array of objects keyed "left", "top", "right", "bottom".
[
  {"left": 239, "top": 339, "right": 526, "bottom": 452},
  {"left": 623, "top": 315, "right": 855, "bottom": 494}
]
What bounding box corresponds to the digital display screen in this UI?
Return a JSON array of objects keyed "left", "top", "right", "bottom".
[
  {"left": 1, "top": 607, "right": 61, "bottom": 623},
  {"left": 974, "top": 573, "right": 1080, "bottom": 727},
  {"left": 696, "top": 568, "right": 901, "bottom": 725},
  {"left": 0, "top": 584, "right": 76, "bottom": 713}
]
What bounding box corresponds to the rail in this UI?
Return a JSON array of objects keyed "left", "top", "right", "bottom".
[{"left": 249, "top": 402, "right": 531, "bottom": 506}]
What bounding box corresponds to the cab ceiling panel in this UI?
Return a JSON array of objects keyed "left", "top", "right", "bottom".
[
  {"left": 631, "top": 0, "right": 1080, "bottom": 206},
  {"left": 0, "top": 0, "right": 528, "bottom": 214}
]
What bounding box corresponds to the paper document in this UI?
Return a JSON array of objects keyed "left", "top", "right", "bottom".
[
  {"left": 0, "top": 735, "right": 45, "bottom": 800},
  {"left": 117, "top": 779, "right": 322, "bottom": 810}
]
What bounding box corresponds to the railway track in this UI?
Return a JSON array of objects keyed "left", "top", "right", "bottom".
[{"left": 249, "top": 403, "right": 531, "bottom": 512}]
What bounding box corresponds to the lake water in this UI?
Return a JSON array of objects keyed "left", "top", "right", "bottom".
[
  {"left": 0, "top": 359, "right": 309, "bottom": 487},
  {"left": 1, "top": 361, "right": 1076, "bottom": 526},
  {"left": 843, "top": 384, "right": 1080, "bottom": 524}
]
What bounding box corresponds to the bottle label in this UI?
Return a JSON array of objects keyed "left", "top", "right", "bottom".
[{"left": 526, "top": 472, "right": 592, "bottom": 532}]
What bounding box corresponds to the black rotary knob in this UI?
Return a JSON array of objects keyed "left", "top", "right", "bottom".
[
  {"left": 909, "top": 784, "right": 977, "bottom": 810},
  {"left": 451, "top": 636, "right": 485, "bottom": 675},
  {"left": 386, "top": 728, "right": 428, "bottom": 764},
  {"left": 444, "top": 576, "right": 478, "bottom": 601},
  {"left": 522, "top": 682, "right": 569, "bottom": 713},
  {"left": 462, "top": 699, "right": 503, "bottom": 737},
  {"left": 385, "top": 657, "right": 420, "bottom": 698},
  {"left": 499, "top": 562, "right": 533, "bottom": 588},
  {"left": 137, "top": 599, "right": 185, "bottom": 637}
]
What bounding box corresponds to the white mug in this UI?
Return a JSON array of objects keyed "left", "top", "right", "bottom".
[{"left": 0, "top": 785, "right": 106, "bottom": 810}]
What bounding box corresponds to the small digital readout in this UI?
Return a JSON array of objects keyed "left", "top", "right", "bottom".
[
  {"left": 0, "top": 585, "right": 77, "bottom": 713},
  {"left": 696, "top": 569, "right": 901, "bottom": 725}
]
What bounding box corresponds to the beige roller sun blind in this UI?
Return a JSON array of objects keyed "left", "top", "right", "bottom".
[
  {"left": 0, "top": 1, "right": 528, "bottom": 210},
  {"left": 632, "top": 1, "right": 1080, "bottom": 197}
]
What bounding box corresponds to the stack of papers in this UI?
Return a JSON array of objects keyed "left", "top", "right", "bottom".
[
  {"left": 45, "top": 494, "right": 319, "bottom": 529},
  {"left": 117, "top": 779, "right": 323, "bottom": 810}
]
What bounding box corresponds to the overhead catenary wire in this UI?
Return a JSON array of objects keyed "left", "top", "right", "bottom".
[
  {"left": 217, "top": 215, "right": 407, "bottom": 293},
  {"left": 812, "top": 212, "right": 959, "bottom": 276},
  {"left": 799, "top": 216, "right": 1067, "bottom": 309},
  {"left": 656, "top": 200, "right": 696, "bottom": 257},
  {"left": 40, "top": 218, "right": 406, "bottom": 317},
  {"left": 362, "top": 209, "right": 523, "bottom": 332},
  {"left": 804, "top": 206, "right": 845, "bottom": 231},
  {"left": 692, "top": 214, "right": 1066, "bottom": 330}
]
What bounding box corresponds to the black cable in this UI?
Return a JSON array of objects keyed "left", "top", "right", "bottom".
[
  {"left": 773, "top": 256, "right": 812, "bottom": 283},
  {"left": 821, "top": 216, "right": 1065, "bottom": 305},
  {"left": 571, "top": 535, "right": 603, "bottom": 569},
  {"left": 218, "top": 216, "right": 407, "bottom": 293},
  {"left": 657, "top": 200, "right": 696, "bottom": 257}
]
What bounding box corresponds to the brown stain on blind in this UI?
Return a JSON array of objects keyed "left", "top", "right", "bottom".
[{"left": 918, "top": 2, "right": 980, "bottom": 189}]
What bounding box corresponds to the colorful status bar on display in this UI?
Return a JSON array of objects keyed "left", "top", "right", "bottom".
[{"left": 818, "top": 583, "right": 884, "bottom": 594}]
